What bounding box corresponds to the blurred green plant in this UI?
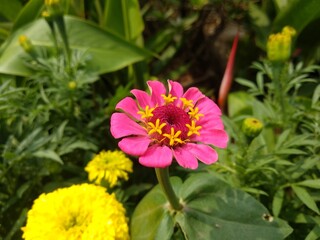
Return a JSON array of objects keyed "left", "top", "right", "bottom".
[
  {"left": 211, "top": 46, "right": 320, "bottom": 239},
  {"left": 0, "top": 0, "right": 150, "bottom": 239}
]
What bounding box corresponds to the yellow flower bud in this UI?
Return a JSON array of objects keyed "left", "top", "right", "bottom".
[
  {"left": 68, "top": 81, "right": 77, "bottom": 89},
  {"left": 18, "top": 35, "right": 33, "bottom": 53},
  {"left": 267, "top": 26, "right": 296, "bottom": 62},
  {"left": 282, "top": 26, "right": 296, "bottom": 37},
  {"left": 242, "top": 117, "right": 263, "bottom": 138}
]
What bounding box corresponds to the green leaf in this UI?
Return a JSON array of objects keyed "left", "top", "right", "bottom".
[
  {"left": 0, "top": 16, "right": 152, "bottom": 76},
  {"left": 305, "top": 225, "right": 320, "bottom": 240},
  {"left": 131, "top": 177, "right": 182, "bottom": 240},
  {"left": 33, "top": 149, "right": 63, "bottom": 164},
  {"left": 0, "top": 0, "right": 22, "bottom": 22},
  {"left": 58, "top": 140, "right": 98, "bottom": 155},
  {"left": 272, "top": 189, "right": 284, "bottom": 217},
  {"left": 131, "top": 173, "right": 292, "bottom": 240},
  {"left": 12, "top": 0, "right": 43, "bottom": 31},
  {"left": 297, "top": 179, "right": 320, "bottom": 189},
  {"left": 292, "top": 185, "right": 320, "bottom": 214},
  {"left": 272, "top": 0, "right": 320, "bottom": 32},
  {"left": 248, "top": 2, "right": 270, "bottom": 27},
  {"left": 227, "top": 91, "right": 255, "bottom": 117},
  {"left": 102, "top": 0, "right": 144, "bottom": 41}
]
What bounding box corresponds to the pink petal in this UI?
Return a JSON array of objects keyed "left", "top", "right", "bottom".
[
  {"left": 182, "top": 87, "right": 205, "bottom": 104},
  {"left": 186, "top": 143, "right": 218, "bottom": 165},
  {"left": 110, "top": 113, "right": 147, "bottom": 138},
  {"left": 173, "top": 146, "right": 198, "bottom": 169},
  {"left": 139, "top": 145, "right": 173, "bottom": 168},
  {"left": 131, "top": 89, "right": 153, "bottom": 108},
  {"left": 196, "top": 97, "right": 221, "bottom": 116},
  {"left": 193, "top": 129, "right": 229, "bottom": 148},
  {"left": 198, "top": 115, "right": 225, "bottom": 130},
  {"left": 168, "top": 80, "right": 184, "bottom": 98},
  {"left": 115, "top": 97, "right": 140, "bottom": 120},
  {"left": 147, "top": 80, "right": 166, "bottom": 106},
  {"left": 118, "top": 136, "right": 151, "bottom": 156}
]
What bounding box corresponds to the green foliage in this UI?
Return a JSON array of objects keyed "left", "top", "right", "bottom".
[
  {"left": 212, "top": 59, "right": 320, "bottom": 239},
  {"left": 131, "top": 173, "right": 292, "bottom": 240},
  {"left": 0, "top": 0, "right": 319, "bottom": 239}
]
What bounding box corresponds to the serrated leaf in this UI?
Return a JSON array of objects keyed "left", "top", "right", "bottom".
[
  {"left": 292, "top": 185, "right": 320, "bottom": 214},
  {"left": 33, "top": 149, "right": 63, "bottom": 164}
]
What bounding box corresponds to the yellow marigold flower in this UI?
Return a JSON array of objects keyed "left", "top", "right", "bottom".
[
  {"left": 85, "top": 150, "right": 133, "bottom": 187},
  {"left": 22, "top": 184, "right": 129, "bottom": 240}
]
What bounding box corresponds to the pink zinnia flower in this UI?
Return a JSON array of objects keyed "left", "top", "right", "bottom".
[{"left": 110, "top": 80, "right": 228, "bottom": 169}]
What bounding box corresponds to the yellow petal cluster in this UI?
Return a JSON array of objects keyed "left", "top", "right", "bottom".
[
  {"left": 22, "top": 184, "right": 129, "bottom": 240},
  {"left": 267, "top": 26, "right": 296, "bottom": 62},
  {"left": 85, "top": 150, "right": 133, "bottom": 187}
]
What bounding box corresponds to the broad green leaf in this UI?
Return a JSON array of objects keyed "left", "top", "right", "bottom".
[
  {"left": 131, "top": 173, "right": 292, "bottom": 240},
  {"left": 0, "top": 16, "right": 152, "bottom": 76},
  {"left": 131, "top": 177, "right": 182, "bottom": 240},
  {"left": 12, "top": 0, "right": 43, "bottom": 31},
  {"left": 33, "top": 149, "right": 63, "bottom": 164},
  {"left": 292, "top": 185, "right": 320, "bottom": 214},
  {"left": 0, "top": 0, "right": 22, "bottom": 22},
  {"left": 272, "top": 188, "right": 284, "bottom": 217},
  {"left": 272, "top": 0, "right": 320, "bottom": 33},
  {"left": 297, "top": 179, "right": 320, "bottom": 189},
  {"left": 102, "top": 0, "right": 144, "bottom": 41}
]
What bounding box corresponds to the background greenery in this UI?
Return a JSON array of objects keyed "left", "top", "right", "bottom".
[{"left": 0, "top": 0, "right": 319, "bottom": 239}]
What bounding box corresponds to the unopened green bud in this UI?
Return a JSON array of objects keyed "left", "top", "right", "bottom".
[
  {"left": 68, "top": 81, "right": 77, "bottom": 89},
  {"left": 242, "top": 117, "right": 263, "bottom": 138},
  {"left": 19, "top": 35, "right": 33, "bottom": 53}
]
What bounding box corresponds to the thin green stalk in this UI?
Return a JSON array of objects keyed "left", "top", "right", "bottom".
[
  {"left": 273, "top": 62, "right": 287, "bottom": 124},
  {"left": 155, "top": 167, "right": 183, "bottom": 211},
  {"left": 55, "top": 16, "right": 71, "bottom": 73}
]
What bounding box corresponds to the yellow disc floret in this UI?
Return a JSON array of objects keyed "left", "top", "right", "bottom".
[
  {"left": 163, "top": 127, "right": 184, "bottom": 146},
  {"left": 186, "top": 120, "right": 202, "bottom": 136},
  {"left": 148, "top": 119, "right": 166, "bottom": 135},
  {"left": 188, "top": 107, "right": 204, "bottom": 121},
  {"left": 138, "top": 105, "right": 154, "bottom": 119},
  {"left": 180, "top": 98, "right": 194, "bottom": 109},
  {"left": 162, "top": 94, "right": 177, "bottom": 104}
]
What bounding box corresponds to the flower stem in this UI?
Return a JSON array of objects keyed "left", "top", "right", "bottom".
[{"left": 155, "top": 168, "right": 183, "bottom": 211}]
